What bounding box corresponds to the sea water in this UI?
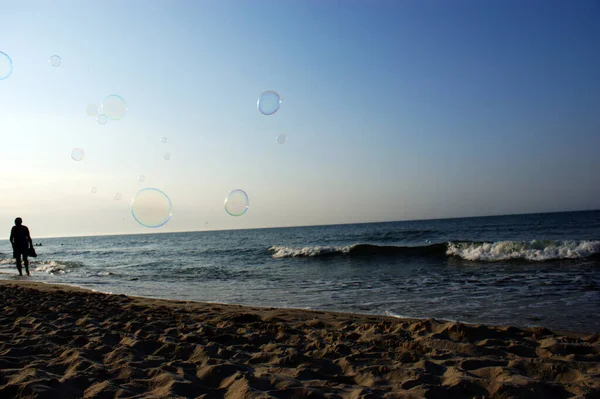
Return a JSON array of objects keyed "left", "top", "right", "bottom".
[{"left": 1, "top": 210, "right": 599, "bottom": 332}]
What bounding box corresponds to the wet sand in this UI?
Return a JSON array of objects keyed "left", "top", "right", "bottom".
[{"left": 0, "top": 280, "right": 598, "bottom": 398}]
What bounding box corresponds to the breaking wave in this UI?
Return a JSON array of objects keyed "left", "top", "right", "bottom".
[
  {"left": 446, "top": 240, "right": 600, "bottom": 262},
  {"left": 33, "top": 260, "right": 85, "bottom": 274},
  {"left": 269, "top": 240, "right": 600, "bottom": 262}
]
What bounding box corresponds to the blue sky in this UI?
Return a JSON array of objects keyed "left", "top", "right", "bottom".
[{"left": 1, "top": 0, "right": 599, "bottom": 237}]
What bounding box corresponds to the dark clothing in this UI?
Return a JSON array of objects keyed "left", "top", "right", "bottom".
[
  {"left": 10, "top": 225, "right": 32, "bottom": 259},
  {"left": 13, "top": 248, "right": 29, "bottom": 259},
  {"left": 10, "top": 222, "right": 33, "bottom": 276}
]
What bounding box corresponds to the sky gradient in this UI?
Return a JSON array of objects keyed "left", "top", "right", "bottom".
[{"left": 1, "top": 0, "right": 599, "bottom": 237}]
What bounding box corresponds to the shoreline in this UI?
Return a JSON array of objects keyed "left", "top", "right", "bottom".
[
  {"left": 1, "top": 274, "right": 598, "bottom": 336},
  {"left": 1, "top": 280, "right": 598, "bottom": 398}
]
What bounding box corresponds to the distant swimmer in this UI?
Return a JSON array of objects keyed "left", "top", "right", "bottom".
[{"left": 9, "top": 217, "right": 34, "bottom": 276}]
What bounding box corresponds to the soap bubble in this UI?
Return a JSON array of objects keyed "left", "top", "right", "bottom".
[
  {"left": 164, "top": 152, "right": 171, "bottom": 160},
  {"left": 131, "top": 188, "right": 173, "bottom": 228},
  {"left": 97, "top": 114, "right": 108, "bottom": 125},
  {"left": 257, "top": 91, "right": 281, "bottom": 115},
  {"left": 138, "top": 175, "right": 145, "bottom": 182},
  {"left": 71, "top": 148, "right": 84, "bottom": 161},
  {"left": 91, "top": 187, "right": 97, "bottom": 194},
  {"left": 160, "top": 137, "right": 167, "bottom": 144},
  {"left": 277, "top": 134, "right": 287, "bottom": 144},
  {"left": 0, "top": 51, "right": 13, "bottom": 80},
  {"left": 102, "top": 94, "right": 127, "bottom": 120},
  {"left": 86, "top": 104, "right": 99, "bottom": 116},
  {"left": 113, "top": 193, "right": 122, "bottom": 200},
  {"left": 48, "top": 55, "right": 62, "bottom": 67},
  {"left": 225, "top": 189, "right": 249, "bottom": 216}
]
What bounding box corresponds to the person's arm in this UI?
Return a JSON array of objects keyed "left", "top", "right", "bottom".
[
  {"left": 9, "top": 227, "right": 15, "bottom": 246},
  {"left": 26, "top": 227, "right": 33, "bottom": 248}
]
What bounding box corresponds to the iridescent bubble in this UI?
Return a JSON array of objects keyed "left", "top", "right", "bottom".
[
  {"left": 97, "top": 114, "right": 108, "bottom": 125},
  {"left": 277, "top": 134, "right": 287, "bottom": 144},
  {"left": 91, "top": 187, "right": 98, "bottom": 194},
  {"left": 86, "top": 104, "right": 99, "bottom": 116},
  {"left": 113, "top": 193, "right": 122, "bottom": 200},
  {"left": 102, "top": 94, "right": 127, "bottom": 120},
  {"left": 71, "top": 148, "right": 84, "bottom": 161},
  {"left": 48, "top": 55, "right": 62, "bottom": 67},
  {"left": 225, "top": 189, "right": 249, "bottom": 216},
  {"left": 164, "top": 152, "right": 171, "bottom": 161},
  {"left": 257, "top": 91, "right": 281, "bottom": 115},
  {"left": 137, "top": 175, "right": 145, "bottom": 182},
  {"left": 0, "top": 51, "right": 13, "bottom": 80},
  {"left": 160, "top": 137, "right": 167, "bottom": 144},
  {"left": 131, "top": 188, "right": 173, "bottom": 228}
]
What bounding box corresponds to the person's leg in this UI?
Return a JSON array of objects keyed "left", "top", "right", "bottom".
[
  {"left": 23, "top": 254, "right": 30, "bottom": 276},
  {"left": 15, "top": 253, "right": 23, "bottom": 276}
]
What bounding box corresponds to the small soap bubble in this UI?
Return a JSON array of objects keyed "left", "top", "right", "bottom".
[
  {"left": 86, "top": 104, "right": 99, "bottom": 116},
  {"left": 71, "top": 148, "right": 84, "bottom": 161},
  {"left": 91, "top": 187, "right": 98, "bottom": 194},
  {"left": 277, "top": 134, "right": 287, "bottom": 144},
  {"left": 49, "top": 55, "right": 62, "bottom": 67},
  {"left": 160, "top": 137, "right": 167, "bottom": 144},
  {"left": 225, "top": 189, "right": 249, "bottom": 216},
  {"left": 97, "top": 114, "right": 108, "bottom": 125},
  {"left": 137, "top": 175, "right": 145, "bottom": 182},
  {"left": 257, "top": 90, "right": 281, "bottom": 115},
  {"left": 114, "top": 193, "right": 122, "bottom": 200},
  {"left": 164, "top": 152, "right": 171, "bottom": 161},
  {"left": 0, "top": 51, "right": 13, "bottom": 80},
  {"left": 102, "top": 94, "right": 127, "bottom": 120},
  {"left": 131, "top": 188, "right": 173, "bottom": 228}
]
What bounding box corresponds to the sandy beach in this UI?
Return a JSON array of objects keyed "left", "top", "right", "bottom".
[{"left": 0, "top": 280, "right": 598, "bottom": 398}]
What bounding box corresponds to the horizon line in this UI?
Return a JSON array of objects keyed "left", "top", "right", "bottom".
[{"left": 12, "top": 207, "right": 600, "bottom": 241}]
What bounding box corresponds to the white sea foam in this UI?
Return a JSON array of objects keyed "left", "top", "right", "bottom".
[
  {"left": 384, "top": 311, "right": 413, "bottom": 319},
  {"left": 34, "top": 261, "right": 67, "bottom": 274},
  {"left": 446, "top": 240, "right": 600, "bottom": 261},
  {"left": 0, "top": 258, "right": 14, "bottom": 265},
  {"left": 33, "top": 260, "right": 84, "bottom": 274},
  {"left": 269, "top": 245, "right": 351, "bottom": 258}
]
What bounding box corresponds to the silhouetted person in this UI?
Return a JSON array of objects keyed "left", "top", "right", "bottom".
[{"left": 10, "top": 217, "right": 33, "bottom": 276}]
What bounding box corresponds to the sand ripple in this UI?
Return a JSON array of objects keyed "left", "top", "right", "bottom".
[{"left": 0, "top": 281, "right": 598, "bottom": 398}]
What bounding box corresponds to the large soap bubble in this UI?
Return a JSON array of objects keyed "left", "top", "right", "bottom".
[
  {"left": 257, "top": 91, "right": 281, "bottom": 115},
  {"left": 131, "top": 188, "right": 173, "bottom": 228},
  {"left": 0, "top": 51, "right": 13, "bottom": 80},
  {"left": 102, "top": 94, "right": 127, "bottom": 120},
  {"left": 225, "top": 189, "right": 249, "bottom": 216},
  {"left": 49, "top": 55, "right": 62, "bottom": 67},
  {"left": 71, "top": 148, "right": 84, "bottom": 161}
]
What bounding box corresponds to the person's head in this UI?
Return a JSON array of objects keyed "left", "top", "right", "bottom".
[{"left": 15, "top": 217, "right": 22, "bottom": 226}]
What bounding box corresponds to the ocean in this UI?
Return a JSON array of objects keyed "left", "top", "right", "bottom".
[{"left": 1, "top": 210, "right": 599, "bottom": 333}]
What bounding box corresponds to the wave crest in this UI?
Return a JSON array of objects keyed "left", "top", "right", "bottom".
[
  {"left": 269, "top": 243, "right": 447, "bottom": 258},
  {"left": 269, "top": 245, "right": 351, "bottom": 258},
  {"left": 269, "top": 240, "right": 600, "bottom": 262},
  {"left": 33, "top": 260, "right": 85, "bottom": 274},
  {"left": 446, "top": 240, "right": 600, "bottom": 262}
]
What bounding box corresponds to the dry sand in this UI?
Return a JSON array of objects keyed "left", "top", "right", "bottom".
[{"left": 0, "top": 280, "right": 598, "bottom": 399}]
